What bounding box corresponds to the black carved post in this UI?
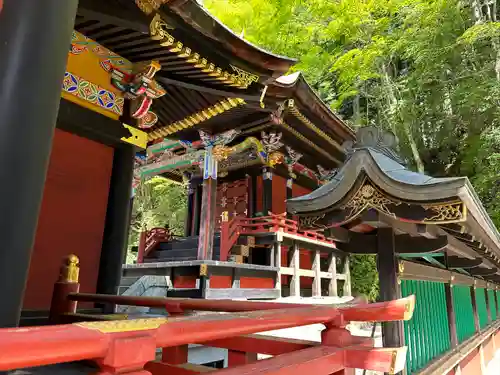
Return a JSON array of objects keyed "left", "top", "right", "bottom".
[
  {"left": 377, "top": 228, "right": 404, "bottom": 349},
  {"left": 97, "top": 145, "right": 135, "bottom": 307},
  {"left": 262, "top": 167, "right": 273, "bottom": 215},
  {"left": 0, "top": 0, "right": 78, "bottom": 327},
  {"left": 444, "top": 253, "right": 459, "bottom": 348},
  {"left": 192, "top": 178, "right": 203, "bottom": 236},
  {"left": 485, "top": 286, "right": 492, "bottom": 323},
  {"left": 185, "top": 179, "right": 195, "bottom": 237},
  {"left": 471, "top": 284, "right": 480, "bottom": 333}
]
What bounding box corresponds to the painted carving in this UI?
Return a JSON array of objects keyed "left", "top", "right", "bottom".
[
  {"left": 261, "top": 131, "right": 284, "bottom": 153},
  {"left": 213, "top": 136, "right": 284, "bottom": 168},
  {"left": 62, "top": 72, "right": 124, "bottom": 116},
  {"left": 70, "top": 31, "right": 131, "bottom": 73},
  {"left": 199, "top": 129, "right": 240, "bottom": 180},
  {"left": 111, "top": 60, "right": 166, "bottom": 129},
  {"left": 317, "top": 165, "right": 338, "bottom": 181}
]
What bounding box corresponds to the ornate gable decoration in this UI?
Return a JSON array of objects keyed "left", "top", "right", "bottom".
[{"left": 342, "top": 126, "right": 406, "bottom": 165}]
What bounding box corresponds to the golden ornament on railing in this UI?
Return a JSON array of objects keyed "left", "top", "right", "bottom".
[{"left": 59, "top": 254, "right": 80, "bottom": 283}]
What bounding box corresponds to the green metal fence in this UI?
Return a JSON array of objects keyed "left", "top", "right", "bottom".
[
  {"left": 488, "top": 289, "right": 497, "bottom": 320},
  {"left": 401, "top": 279, "right": 450, "bottom": 374},
  {"left": 475, "top": 287, "right": 489, "bottom": 329},
  {"left": 453, "top": 285, "right": 476, "bottom": 343}
]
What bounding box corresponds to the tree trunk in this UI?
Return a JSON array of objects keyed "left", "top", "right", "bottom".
[{"left": 380, "top": 65, "right": 425, "bottom": 173}]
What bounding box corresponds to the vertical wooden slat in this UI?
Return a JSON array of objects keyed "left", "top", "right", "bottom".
[
  {"left": 471, "top": 286, "right": 480, "bottom": 333},
  {"left": 312, "top": 250, "right": 321, "bottom": 297},
  {"left": 445, "top": 282, "right": 458, "bottom": 348},
  {"left": 289, "top": 242, "right": 300, "bottom": 297},
  {"left": 343, "top": 256, "right": 351, "bottom": 297},
  {"left": 328, "top": 253, "right": 338, "bottom": 297},
  {"left": 377, "top": 228, "right": 403, "bottom": 349},
  {"left": 275, "top": 241, "right": 282, "bottom": 294}
]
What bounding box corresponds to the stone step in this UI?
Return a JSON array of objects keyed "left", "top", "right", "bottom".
[{"left": 120, "top": 276, "right": 140, "bottom": 287}]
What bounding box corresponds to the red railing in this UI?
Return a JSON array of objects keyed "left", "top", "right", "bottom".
[
  {"left": 3, "top": 282, "right": 415, "bottom": 375},
  {"left": 220, "top": 216, "right": 242, "bottom": 261},
  {"left": 137, "top": 227, "right": 175, "bottom": 263},
  {"left": 220, "top": 213, "right": 335, "bottom": 261}
]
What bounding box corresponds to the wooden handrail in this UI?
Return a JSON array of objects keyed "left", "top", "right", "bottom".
[
  {"left": 2, "top": 296, "right": 415, "bottom": 373},
  {"left": 68, "top": 293, "right": 414, "bottom": 322}
]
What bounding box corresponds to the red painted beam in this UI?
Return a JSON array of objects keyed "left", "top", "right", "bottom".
[
  {"left": 344, "top": 347, "right": 408, "bottom": 374},
  {"left": 156, "top": 307, "right": 341, "bottom": 347},
  {"left": 204, "top": 334, "right": 317, "bottom": 355},
  {"left": 146, "top": 362, "right": 216, "bottom": 375},
  {"left": 207, "top": 346, "right": 345, "bottom": 375},
  {"left": 68, "top": 294, "right": 415, "bottom": 322},
  {"left": 339, "top": 295, "right": 415, "bottom": 322},
  {"left": 228, "top": 350, "right": 258, "bottom": 366},
  {"left": 0, "top": 324, "right": 108, "bottom": 371}
]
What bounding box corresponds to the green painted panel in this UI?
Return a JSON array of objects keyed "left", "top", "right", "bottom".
[
  {"left": 476, "top": 288, "right": 489, "bottom": 329},
  {"left": 401, "top": 280, "right": 451, "bottom": 374},
  {"left": 488, "top": 289, "right": 497, "bottom": 320},
  {"left": 453, "top": 285, "right": 476, "bottom": 343}
]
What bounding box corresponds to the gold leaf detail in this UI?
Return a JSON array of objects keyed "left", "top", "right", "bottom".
[
  {"left": 76, "top": 318, "right": 167, "bottom": 333},
  {"left": 230, "top": 65, "right": 259, "bottom": 89},
  {"left": 341, "top": 181, "right": 399, "bottom": 222},
  {"left": 423, "top": 202, "right": 466, "bottom": 223}
]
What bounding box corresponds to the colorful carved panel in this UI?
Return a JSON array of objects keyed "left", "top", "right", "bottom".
[
  {"left": 62, "top": 72, "right": 124, "bottom": 117},
  {"left": 63, "top": 31, "right": 127, "bottom": 119}
]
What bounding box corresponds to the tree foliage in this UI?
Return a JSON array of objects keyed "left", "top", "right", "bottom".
[
  {"left": 127, "top": 177, "right": 187, "bottom": 263},
  {"left": 205, "top": 0, "right": 500, "bottom": 298},
  {"left": 350, "top": 254, "right": 379, "bottom": 302}
]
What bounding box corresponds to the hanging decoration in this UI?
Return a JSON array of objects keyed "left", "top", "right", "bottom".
[
  {"left": 199, "top": 129, "right": 240, "bottom": 180},
  {"left": 111, "top": 60, "right": 166, "bottom": 129}
]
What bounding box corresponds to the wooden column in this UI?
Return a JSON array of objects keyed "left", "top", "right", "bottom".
[
  {"left": 262, "top": 167, "right": 273, "bottom": 215},
  {"left": 444, "top": 254, "right": 459, "bottom": 348},
  {"left": 197, "top": 177, "right": 217, "bottom": 260},
  {"left": 495, "top": 288, "right": 499, "bottom": 318},
  {"left": 485, "top": 287, "right": 492, "bottom": 323},
  {"left": 97, "top": 145, "right": 135, "bottom": 305},
  {"left": 289, "top": 242, "right": 300, "bottom": 297},
  {"left": 274, "top": 241, "right": 282, "bottom": 295},
  {"left": 471, "top": 285, "right": 480, "bottom": 332},
  {"left": 184, "top": 179, "right": 195, "bottom": 237},
  {"left": 0, "top": 0, "right": 78, "bottom": 327},
  {"left": 286, "top": 177, "right": 293, "bottom": 218},
  {"left": 312, "top": 250, "right": 322, "bottom": 297},
  {"left": 343, "top": 256, "right": 352, "bottom": 297},
  {"left": 328, "top": 253, "right": 338, "bottom": 297},
  {"left": 248, "top": 173, "right": 257, "bottom": 218},
  {"left": 377, "top": 228, "right": 404, "bottom": 349},
  {"left": 191, "top": 178, "right": 202, "bottom": 236}
]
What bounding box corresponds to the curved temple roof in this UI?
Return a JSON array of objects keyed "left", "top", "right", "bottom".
[
  {"left": 166, "top": 0, "right": 297, "bottom": 74},
  {"left": 287, "top": 126, "right": 500, "bottom": 277}
]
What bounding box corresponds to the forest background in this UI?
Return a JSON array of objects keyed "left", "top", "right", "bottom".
[{"left": 129, "top": 0, "right": 500, "bottom": 300}]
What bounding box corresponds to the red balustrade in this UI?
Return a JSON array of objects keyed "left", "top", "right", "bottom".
[
  {"left": 1, "top": 291, "right": 415, "bottom": 375},
  {"left": 219, "top": 213, "right": 335, "bottom": 261},
  {"left": 137, "top": 227, "right": 175, "bottom": 263}
]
